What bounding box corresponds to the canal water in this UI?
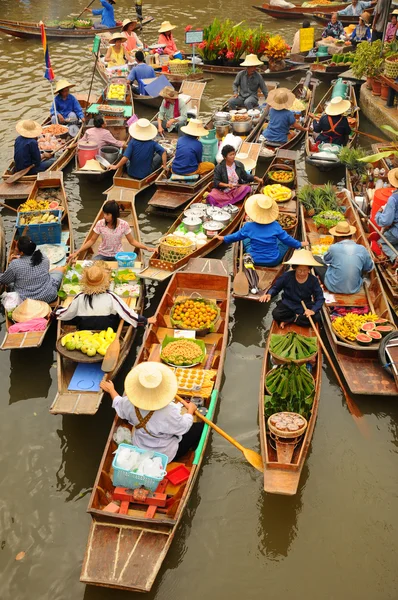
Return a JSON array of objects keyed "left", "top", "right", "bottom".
[{"left": 1, "top": 1, "right": 398, "bottom": 599}]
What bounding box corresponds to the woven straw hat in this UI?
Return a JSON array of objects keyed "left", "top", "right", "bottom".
[
  {"left": 81, "top": 263, "right": 111, "bottom": 295},
  {"left": 122, "top": 18, "right": 137, "bottom": 30},
  {"left": 55, "top": 79, "right": 75, "bottom": 94},
  {"left": 16, "top": 119, "right": 42, "bottom": 138},
  {"left": 245, "top": 194, "right": 279, "bottom": 224},
  {"left": 284, "top": 249, "right": 320, "bottom": 267},
  {"left": 125, "top": 361, "right": 178, "bottom": 410},
  {"left": 181, "top": 118, "right": 209, "bottom": 137},
  {"left": 360, "top": 11, "right": 371, "bottom": 23},
  {"left": 81, "top": 159, "right": 104, "bottom": 172},
  {"left": 392, "top": 8, "right": 398, "bottom": 15},
  {"left": 110, "top": 31, "right": 127, "bottom": 43},
  {"left": 129, "top": 118, "right": 157, "bottom": 141},
  {"left": 159, "top": 86, "right": 179, "bottom": 100},
  {"left": 325, "top": 96, "right": 351, "bottom": 116},
  {"left": 240, "top": 53, "right": 263, "bottom": 67},
  {"left": 12, "top": 299, "right": 51, "bottom": 323},
  {"left": 329, "top": 220, "right": 356, "bottom": 236},
  {"left": 235, "top": 152, "right": 256, "bottom": 171},
  {"left": 388, "top": 167, "right": 398, "bottom": 188},
  {"left": 158, "top": 21, "right": 176, "bottom": 33},
  {"left": 267, "top": 87, "right": 296, "bottom": 111}
]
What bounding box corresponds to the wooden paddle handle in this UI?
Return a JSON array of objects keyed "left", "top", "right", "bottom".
[
  {"left": 176, "top": 394, "right": 245, "bottom": 452},
  {"left": 0, "top": 202, "right": 18, "bottom": 213},
  {"left": 352, "top": 129, "right": 388, "bottom": 144},
  {"left": 356, "top": 205, "right": 398, "bottom": 258}
]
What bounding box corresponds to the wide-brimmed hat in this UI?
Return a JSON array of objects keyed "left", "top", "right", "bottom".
[
  {"left": 388, "top": 167, "right": 398, "bottom": 187},
  {"left": 16, "top": 119, "right": 42, "bottom": 138},
  {"left": 129, "top": 118, "right": 157, "bottom": 141},
  {"left": 392, "top": 8, "right": 398, "bottom": 15},
  {"left": 245, "top": 194, "right": 279, "bottom": 225},
  {"left": 181, "top": 118, "right": 209, "bottom": 137},
  {"left": 110, "top": 31, "right": 127, "bottom": 43},
  {"left": 325, "top": 96, "right": 351, "bottom": 116},
  {"left": 125, "top": 361, "right": 178, "bottom": 410},
  {"left": 158, "top": 21, "right": 176, "bottom": 33},
  {"left": 284, "top": 249, "right": 320, "bottom": 267},
  {"left": 360, "top": 11, "right": 371, "bottom": 23},
  {"left": 55, "top": 79, "right": 75, "bottom": 94},
  {"left": 122, "top": 18, "right": 137, "bottom": 30},
  {"left": 235, "top": 152, "right": 256, "bottom": 171},
  {"left": 81, "top": 264, "right": 111, "bottom": 295},
  {"left": 80, "top": 159, "right": 104, "bottom": 172},
  {"left": 159, "top": 86, "right": 179, "bottom": 100},
  {"left": 240, "top": 53, "right": 263, "bottom": 67},
  {"left": 329, "top": 220, "right": 356, "bottom": 236},
  {"left": 267, "top": 87, "right": 296, "bottom": 111},
  {"left": 12, "top": 299, "right": 51, "bottom": 323}
]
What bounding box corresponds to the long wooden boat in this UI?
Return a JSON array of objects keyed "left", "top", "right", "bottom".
[
  {"left": 252, "top": 3, "right": 350, "bottom": 19},
  {"left": 49, "top": 187, "right": 144, "bottom": 415},
  {"left": 80, "top": 258, "right": 230, "bottom": 592},
  {"left": 200, "top": 61, "right": 308, "bottom": 78},
  {"left": 0, "top": 215, "right": 6, "bottom": 272},
  {"left": 0, "top": 16, "right": 153, "bottom": 40},
  {"left": 259, "top": 320, "right": 321, "bottom": 495},
  {"left": 232, "top": 149, "right": 299, "bottom": 301},
  {"left": 309, "top": 9, "right": 374, "bottom": 25},
  {"left": 301, "top": 192, "right": 398, "bottom": 396},
  {"left": 0, "top": 172, "right": 73, "bottom": 351},
  {"left": 305, "top": 80, "right": 359, "bottom": 171}
]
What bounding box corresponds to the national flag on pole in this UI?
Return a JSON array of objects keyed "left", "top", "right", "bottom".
[{"left": 40, "top": 22, "right": 55, "bottom": 81}]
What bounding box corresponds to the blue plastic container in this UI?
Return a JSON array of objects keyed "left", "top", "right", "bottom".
[
  {"left": 173, "top": 51, "right": 183, "bottom": 60},
  {"left": 115, "top": 252, "right": 137, "bottom": 267},
  {"left": 16, "top": 209, "right": 62, "bottom": 244},
  {"left": 112, "top": 443, "right": 168, "bottom": 492}
]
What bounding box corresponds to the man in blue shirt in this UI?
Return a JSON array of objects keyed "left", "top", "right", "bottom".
[
  {"left": 338, "top": 0, "right": 374, "bottom": 16},
  {"left": 14, "top": 119, "right": 55, "bottom": 175},
  {"left": 50, "top": 79, "right": 84, "bottom": 136},
  {"left": 264, "top": 88, "right": 308, "bottom": 145},
  {"left": 110, "top": 118, "right": 167, "bottom": 180},
  {"left": 127, "top": 51, "right": 156, "bottom": 95},
  {"left": 171, "top": 119, "right": 214, "bottom": 176},
  {"left": 85, "top": 0, "right": 116, "bottom": 28},
  {"left": 375, "top": 171, "right": 398, "bottom": 264}
]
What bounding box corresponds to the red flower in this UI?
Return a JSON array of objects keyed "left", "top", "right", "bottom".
[
  {"left": 185, "top": 25, "right": 192, "bottom": 32},
  {"left": 198, "top": 41, "right": 207, "bottom": 49},
  {"left": 226, "top": 50, "right": 234, "bottom": 59}
]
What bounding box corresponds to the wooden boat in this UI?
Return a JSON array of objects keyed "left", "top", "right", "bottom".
[
  {"left": 259, "top": 320, "right": 321, "bottom": 495},
  {"left": 232, "top": 149, "right": 299, "bottom": 301},
  {"left": 305, "top": 80, "right": 359, "bottom": 171},
  {"left": 49, "top": 187, "right": 144, "bottom": 415},
  {"left": 0, "top": 172, "right": 74, "bottom": 351},
  {"left": 301, "top": 191, "right": 398, "bottom": 396},
  {"left": 309, "top": 60, "right": 354, "bottom": 81},
  {"left": 199, "top": 61, "right": 308, "bottom": 77},
  {"left": 0, "top": 215, "right": 5, "bottom": 272},
  {"left": 0, "top": 16, "right": 153, "bottom": 40},
  {"left": 309, "top": 9, "right": 374, "bottom": 25},
  {"left": 80, "top": 258, "right": 230, "bottom": 592},
  {"left": 252, "top": 3, "right": 350, "bottom": 19},
  {"left": 254, "top": 76, "right": 317, "bottom": 161}
]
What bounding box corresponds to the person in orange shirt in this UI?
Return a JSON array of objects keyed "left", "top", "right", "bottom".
[
  {"left": 158, "top": 20, "right": 180, "bottom": 56},
  {"left": 121, "top": 18, "right": 143, "bottom": 59}
]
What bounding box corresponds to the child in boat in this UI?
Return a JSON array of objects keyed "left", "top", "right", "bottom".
[
  {"left": 100, "top": 362, "right": 203, "bottom": 463},
  {"left": 260, "top": 249, "right": 324, "bottom": 328}
]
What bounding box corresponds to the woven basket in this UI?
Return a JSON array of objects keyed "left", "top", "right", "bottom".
[
  {"left": 385, "top": 56, "right": 398, "bottom": 79},
  {"left": 169, "top": 60, "right": 191, "bottom": 75},
  {"left": 159, "top": 235, "right": 195, "bottom": 263}
]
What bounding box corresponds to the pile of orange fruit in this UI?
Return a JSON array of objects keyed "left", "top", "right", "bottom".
[{"left": 171, "top": 299, "right": 218, "bottom": 330}]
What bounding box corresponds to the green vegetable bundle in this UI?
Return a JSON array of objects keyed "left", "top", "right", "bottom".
[
  {"left": 270, "top": 332, "right": 317, "bottom": 361},
  {"left": 313, "top": 210, "right": 345, "bottom": 230},
  {"left": 266, "top": 364, "right": 315, "bottom": 400}
]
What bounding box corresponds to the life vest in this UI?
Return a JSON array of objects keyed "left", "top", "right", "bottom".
[{"left": 324, "top": 116, "right": 343, "bottom": 143}]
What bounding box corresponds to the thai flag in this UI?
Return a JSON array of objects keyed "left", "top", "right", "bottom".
[{"left": 40, "top": 22, "right": 55, "bottom": 81}]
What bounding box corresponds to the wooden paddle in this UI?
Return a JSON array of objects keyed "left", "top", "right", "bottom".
[
  {"left": 6, "top": 165, "right": 34, "bottom": 185},
  {"left": 352, "top": 130, "right": 391, "bottom": 144},
  {"left": 71, "top": 0, "right": 96, "bottom": 19},
  {"left": 176, "top": 394, "right": 264, "bottom": 472},
  {"left": 301, "top": 301, "right": 370, "bottom": 438},
  {"left": 233, "top": 241, "right": 249, "bottom": 296},
  {"left": 0, "top": 202, "right": 18, "bottom": 213}
]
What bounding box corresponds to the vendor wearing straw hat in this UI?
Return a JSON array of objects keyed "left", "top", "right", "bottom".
[
  {"left": 104, "top": 32, "right": 128, "bottom": 66},
  {"left": 84, "top": 0, "right": 116, "bottom": 29},
  {"left": 374, "top": 170, "right": 398, "bottom": 265},
  {"left": 313, "top": 220, "right": 374, "bottom": 294},
  {"left": 14, "top": 119, "right": 55, "bottom": 175},
  {"left": 100, "top": 362, "right": 203, "bottom": 462},
  {"left": 229, "top": 54, "right": 268, "bottom": 111},
  {"left": 309, "top": 96, "right": 351, "bottom": 146},
  {"left": 350, "top": 12, "right": 371, "bottom": 46},
  {"left": 264, "top": 88, "right": 308, "bottom": 145},
  {"left": 385, "top": 9, "right": 398, "bottom": 41},
  {"left": 50, "top": 79, "right": 85, "bottom": 129},
  {"left": 157, "top": 86, "right": 188, "bottom": 135},
  {"left": 110, "top": 118, "right": 167, "bottom": 180},
  {"left": 260, "top": 249, "right": 324, "bottom": 328},
  {"left": 216, "top": 194, "right": 307, "bottom": 267},
  {"left": 121, "top": 18, "right": 143, "bottom": 55},
  {"left": 158, "top": 21, "right": 180, "bottom": 57},
  {"left": 171, "top": 119, "right": 215, "bottom": 177},
  {"left": 55, "top": 262, "right": 157, "bottom": 331}
]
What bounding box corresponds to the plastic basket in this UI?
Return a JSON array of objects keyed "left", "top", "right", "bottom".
[
  {"left": 115, "top": 252, "right": 137, "bottom": 267},
  {"left": 112, "top": 443, "right": 168, "bottom": 492},
  {"left": 385, "top": 56, "right": 398, "bottom": 79},
  {"left": 16, "top": 209, "right": 62, "bottom": 244},
  {"left": 159, "top": 235, "right": 195, "bottom": 264}
]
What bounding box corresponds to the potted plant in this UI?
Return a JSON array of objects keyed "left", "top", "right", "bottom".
[
  {"left": 265, "top": 35, "right": 290, "bottom": 72},
  {"left": 352, "top": 40, "right": 384, "bottom": 94}
]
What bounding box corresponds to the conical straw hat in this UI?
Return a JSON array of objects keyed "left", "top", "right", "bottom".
[
  {"left": 284, "top": 249, "right": 320, "bottom": 267},
  {"left": 12, "top": 299, "right": 51, "bottom": 323},
  {"left": 55, "top": 79, "right": 75, "bottom": 94},
  {"left": 235, "top": 153, "right": 257, "bottom": 171},
  {"left": 125, "top": 362, "right": 178, "bottom": 410},
  {"left": 240, "top": 53, "right": 263, "bottom": 67},
  {"left": 245, "top": 194, "right": 279, "bottom": 224}
]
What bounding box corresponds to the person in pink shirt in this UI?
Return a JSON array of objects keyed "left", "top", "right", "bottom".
[
  {"left": 385, "top": 11, "right": 398, "bottom": 41},
  {"left": 158, "top": 20, "right": 180, "bottom": 56},
  {"left": 81, "top": 116, "right": 125, "bottom": 149},
  {"left": 122, "top": 18, "right": 143, "bottom": 58}
]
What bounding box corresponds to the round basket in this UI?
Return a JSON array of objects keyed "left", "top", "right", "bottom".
[
  {"left": 267, "top": 164, "right": 295, "bottom": 188},
  {"left": 385, "top": 55, "right": 398, "bottom": 79},
  {"left": 267, "top": 412, "right": 308, "bottom": 439},
  {"left": 170, "top": 297, "right": 220, "bottom": 337},
  {"left": 56, "top": 336, "right": 103, "bottom": 363},
  {"left": 169, "top": 60, "right": 191, "bottom": 75},
  {"left": 277, "top": 215, "right": 298, "bottom": 232},
  {"left": 159, "top": 235, "right": 196, "bottom": 264}
]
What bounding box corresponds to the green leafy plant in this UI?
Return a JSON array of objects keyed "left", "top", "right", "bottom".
[
  {"left": 338, "top": 146, "right": 368, "bottom": 173},
  {"left": 358, "top": 125, "right": 398, "bottom": 163},
  {"left": 313, "top": 210, "right": 345, "bottom": 230},
  {"left": 352, "top": 40, "right": 384, "bottom": 79},
  {"left": 297, "top": 183, "right": 340, "bottom": 214}
]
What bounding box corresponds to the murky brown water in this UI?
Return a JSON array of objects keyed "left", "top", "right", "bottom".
[{"left": 1, "top": 1, "right": 398, "bottom": 599}]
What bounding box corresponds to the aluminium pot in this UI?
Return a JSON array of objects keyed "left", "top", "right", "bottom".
[
  {"left": 231, "top": 118, "right": 253, "bottom": 134},
  {"left": 182, "top": 216, "right": 202, "bottom": 232},
  {"left": 212, "top": 210, "right": 231, "bottom": 226},
  {"left": 203, "top": 220, "right": 224, "bottom": 238}
]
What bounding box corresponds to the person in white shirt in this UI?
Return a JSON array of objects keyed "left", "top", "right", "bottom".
[{"left": 101, "top": 362, "right": 203, "bottom": 463}]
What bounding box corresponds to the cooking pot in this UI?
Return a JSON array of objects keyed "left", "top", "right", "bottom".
[
  {"left": 182, "top": 216, "right": 202, "bottom": 232},
  {"left": 225, "top": 204, "right": 240, "bottom": 217},
  {"left": 203, "top": 220, "right": 224, "bottom": 238},
  {"left": 184, "top": 204, "right": 207, "bottom": 218},
  {"left": 99, "top": 145, "right": 120, "bottom": 165},
  {"left": 215, "top": 120, "right": 230, "bottom": 139},
  {"left": 231, "top": 118, "right": 253, "bottom": 134},
  {"left": 212, "top": 211, "right": 231, "bottom": 226}
]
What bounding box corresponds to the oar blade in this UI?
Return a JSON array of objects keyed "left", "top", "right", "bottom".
[
  {"left": 243, "top": 448, "right": 264, "bottom": 473},
  {"left": 233, "top": 271, "right": 249, "bottom": 296},
  {"left": 101, "top": 338, "right": 120, "bottom": 373}
]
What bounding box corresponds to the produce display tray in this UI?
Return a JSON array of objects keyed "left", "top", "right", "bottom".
[
  {"left": 56, "top": 337, "right": 103, "bottom": 363},
  {"left": 86, "top": 104, "right": 133, "bottom": 118}
]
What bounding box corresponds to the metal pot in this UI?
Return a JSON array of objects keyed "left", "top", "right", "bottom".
[
  {"left": 225, "top": 204, "right": 239, "bottom": 216},
  {"left": 184, "top": 204, "right": 207, "bottom": 219},
  {"left": 231, "top": 118, "right": 253, "bottom": 134},
  {"left": 203, "top": 220, "right": 224, "bottom": 238},
  {"left": 182, "top": 216, "right": 202, "bottom": 232},
  {"left": 215, "top": 120, "right": 230, "bottom": 139},
  {"left": 212, "top": 210, "right": 231, "bottom": 225},
  {"left": 99, "top": 145, "right": 120, "bottom": 165}
]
